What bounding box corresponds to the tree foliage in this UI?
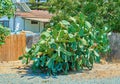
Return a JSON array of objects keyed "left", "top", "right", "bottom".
[
  {"left": 28, "top": 1, "right": 49, "bottom": 10},
  {"left": 29, "top": 0, "right": 36, "bottom": 3},
  {"left": 0, "top": 0, "right": 14, "bottom": 46},
  {"left": 0, "top": 26, "right": 10, "bottom": 46},
  {"left": 48, "top": 0, "right": 120, "bottom": 32},
  {"left": 81, "top": 0, "right": 120, "bottom": 32},
  {"left": 0, "top": 0, "right": 14, "bottom": 18}
]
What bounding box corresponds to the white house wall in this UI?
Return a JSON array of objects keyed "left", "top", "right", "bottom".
[
  {"left": 25, "top": 19, "right": 39, "bottom": 33},
  {"left": 25, "top": 19, "right": 44, "bottom": 33},
  {"left": 0, "top": 16, "right": 21, "bottom": 31},
  {"left": 15, "top": 16, "right": 24, "bottom": 31},
  {"left": 0, "top": 16, "right": 45, "bottom": 33},
  {"left": 40, "top": 22, "right": 45, "bottom": 33}
]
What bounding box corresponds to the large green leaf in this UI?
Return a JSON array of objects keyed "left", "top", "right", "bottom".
[
  {"left": 85, "top": 21, "right": 92, "bottom": 28},
  {"left": 46, "top": 54, "right": 57, "bottom": 68},
  {"left": 71, "top": 42, "right": 77, "bottom": 51},
  {"left": 40, "top": 56, "right": 47, "bottom": 67},
  {"left": 60, "top": 47, "right": 73, "bottom": 56},
  {"left": 52, "top": 29, "right": 58, "bottom": 39},
  {"left": 79, "top": 29, "right": 84, "bottom": 37},
  {"left": 81, "top": 38, "right": 88, "bottom": 45},
  {"left": 60, "top": 20, "right": 70, "bottom": 26},
  {"left": 94, "top": 50, "right": 99, "bottom": 57},
  {"left": 58, "top": 30, "right": 64, "bottom": 40}
]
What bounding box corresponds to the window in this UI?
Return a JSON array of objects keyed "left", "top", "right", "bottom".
[
  {"left": 31, "top": 20, "right": 38, "bottom": 24},
  {"left": 0, "top": 21, "right": 9, "bottom": 27}
]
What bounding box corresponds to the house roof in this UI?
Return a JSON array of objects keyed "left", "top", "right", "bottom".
[
  {"left": 15, "top": 10, "right": 53, "bottom": 22},
  {"left": 25, "top": 18, "right": 50, "bottom": 22}
]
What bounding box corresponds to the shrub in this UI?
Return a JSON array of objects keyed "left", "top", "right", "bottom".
[
  {"left": 0, "top": 26, "right": 10, "bottom": 46},
  {"left": 20, "top": 13, "right": 109, "bottom": 75}
]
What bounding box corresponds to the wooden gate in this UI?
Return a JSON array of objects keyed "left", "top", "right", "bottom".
[{"left": 0, "top": 32, "right": 26, "bottom": 61}]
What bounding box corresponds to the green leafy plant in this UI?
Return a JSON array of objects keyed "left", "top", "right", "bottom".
[
  {"left": 0, "top": 0, "right": 14, "bottom": 46},
  {"left": 20, "top": 13, "right": 109, "bottom": 75},
  {"left": 20, "top": 0, "right": 110, "bottom": 75},
  {"left": 0, "top": 26, "right": 10, "bottom": 46}
]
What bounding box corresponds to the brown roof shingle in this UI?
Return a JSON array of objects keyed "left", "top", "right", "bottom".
[{"left": 15, "top": 10, "right": 53, "bottom": 19}]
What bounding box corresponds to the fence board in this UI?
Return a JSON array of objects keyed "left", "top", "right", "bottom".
[{"left": 0, "top": 32, "right": 26, "bottom": 61}]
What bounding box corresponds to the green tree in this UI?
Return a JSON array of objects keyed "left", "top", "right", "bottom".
[
  {"left": 0, "top": 0, "right": 14, "bottom": 46},
  {"left": 0, "top": 0, "right": 14, "bottom": 18},
  {"left": 48, "top": 0, "right": 120, "bottom": 32},
  {"left": 81, "top": 0, "right": 120, "bottom": 32},
  {"left": 48, "top": 0, "right": 80, "bottom": 23}
]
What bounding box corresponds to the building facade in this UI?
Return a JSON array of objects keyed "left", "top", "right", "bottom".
[{"left": 0, "top": 0, "right": 51, "bottom": 33}]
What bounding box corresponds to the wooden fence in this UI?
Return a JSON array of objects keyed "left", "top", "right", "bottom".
[{"left": 0, "top": 32, "right": 26, "bottom": 61}]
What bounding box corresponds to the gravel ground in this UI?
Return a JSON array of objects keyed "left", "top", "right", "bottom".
[
  {"left": 0, "top": 61, "right": 120, "bottom": 84},
  {"left": 0, "top": 74, "right": 120, "bottom": 84}
]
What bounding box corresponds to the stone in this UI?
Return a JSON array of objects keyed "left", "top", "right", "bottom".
[{"left": 26, "top": 33, "right": 40, "bottom": 48}]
